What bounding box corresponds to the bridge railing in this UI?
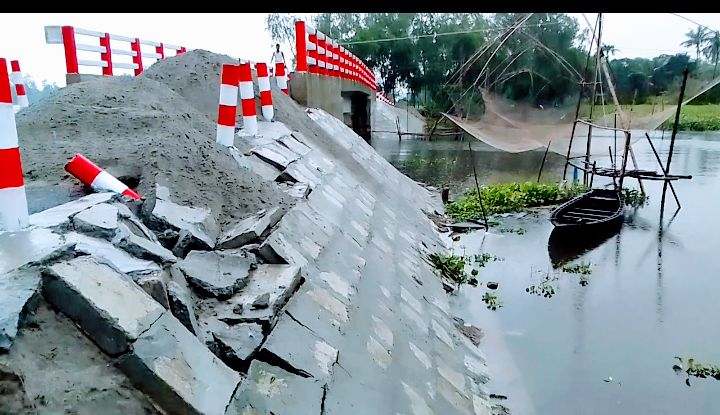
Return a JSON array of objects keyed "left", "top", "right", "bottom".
[
  {"left": 294, "top": 20, "right": 377, "bottom": 92},
  {"left": 44, "top": 26, "right": 186, "bottom": 77}
]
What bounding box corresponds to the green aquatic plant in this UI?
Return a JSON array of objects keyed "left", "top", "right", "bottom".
[
  {"left": 474, "top": 253, "right": 503, "bottom": 267},
  {"left": 481, "top": 292, "right": 502, "bottom": 310},
  {"left": 621, "top": 188, "right": 649, "bottom": 208},
  {"left": 445, "top": 181, "right": 588, "bottom": 221},
  {"left": 561, "top": 261, "right": 592, "bottom": 275},
  {"left": 498, "top": 227, "right": 526, "bottom": 235},
  {"left": 428, "top": 253, "right": 468, "bottom": 286},
  {"left": 673, "top": 357, "right": 720, "bottom": 386}
]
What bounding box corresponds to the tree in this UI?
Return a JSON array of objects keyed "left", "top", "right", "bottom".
[
  {"left": 602, "top": 45, "right": 618, "bottom": 58},
  {"left": 702, "top": 30, "right": 720, "bottom": 77},
  {"left": 681, "top": 27, "right": 707, "bottom": 62},
  {"left": 266, "top": 13, "right": 301, "bottom": 67}
]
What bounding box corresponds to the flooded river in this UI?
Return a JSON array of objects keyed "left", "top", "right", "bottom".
[{"left": 372, "top": 131, "right": 720, "bottom": 414}]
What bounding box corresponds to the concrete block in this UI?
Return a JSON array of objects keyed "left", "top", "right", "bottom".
[
  {"left": 137, "top": 274, "right": 170, "bottom": 309},
  {"left": 72, "top": 203, "right": 119, "bottom": 239},
  {"left": 116, "top": 225, "right": 177, "bottom": 264},
  {"left": 278, "top": 135, "right": 312, "bottom": 156},
  {"left": 226, "top": 360, "right": 324, "bottom": 415},
  {"left": 0, "top": 228, "right": 68, "bottom": 275},
  {"left": 0, "top": 268, "right": 41, "bottom": 351},
  {"left": 28, "top": 192, "right": 114, "bottom": 229},
  {"left": 217, "top": 207, "right": 284, "bottom": 249},
  {"left": 251, "top": 141, "right": 301, "bottom": 170},
  {"left": 65, "top": 232, "right": 160, "bottom": 274},
  {"left": 175, "top": 250, "right": 255, "bottom": 299},
  {"left": 151, "top": 184, "right": 218, "bottom": 249},
  {"left": 42, "top": 256, "right": 165, "bottom": 355},
  {"left": 167, "top": 267, "right": 200, "bottom": 335},
  {"left": 214, "top": 264, "right": 302, "bottom": 325},
  {"left": 205, "top": 317, "right": 263, "bottom": 363},
  {"left": 117, "top": 312, "right": 241, "bottom": 415}
]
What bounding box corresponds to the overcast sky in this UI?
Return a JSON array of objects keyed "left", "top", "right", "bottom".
[{"left": 2, "top": 13, "right": 720, "bottom": 88}]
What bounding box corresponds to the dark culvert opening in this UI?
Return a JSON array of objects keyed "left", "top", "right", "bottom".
[{"left": 343, "top": 91, "right": 371, "bottom": 142}]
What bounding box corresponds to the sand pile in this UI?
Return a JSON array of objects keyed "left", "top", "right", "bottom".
[{"left": 16, "top": 53, "right": 294, "bottom": 230}]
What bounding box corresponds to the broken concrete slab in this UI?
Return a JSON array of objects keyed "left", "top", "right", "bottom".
[
  {"left": 215, "top": 264, "right": 302, "bottom": 325},
  {"left": 28, "top": 192, "right": 114, "bottom": 229},
  {"left": 260, "top": 311, "right": 338, "bottom": 380},
  {"left": 65, "top": 232, "right": 161, "bottom": 274},
  {"left": 114, "top": 202, "right": 160, "bottom": 243},
  {"left": 284, "top": 182, "right": 311, "bottom": 199},
  {"left": 117, "top": 312, "right": 241, "bottom": 415},
  {"left": 116, "top": 224, "right": 177, "bottom": 264},
  {"left": 278, "top": 135, "right": 312, "bottom": 156},
  {"left": 251, "top": 141, "right": 301, "bottom": 170},
  {"left": 206, "top": 318, "right": 263, "bottom": 364},
  {"left": 257, "top": 231, "right": 308, "bottom": 267},
  {"left": 278, "top": 161, "right": 321, "bottom": 187},
  {"left": 0, "top": 268, "right": 41, "bottom": 352},
  {"left": 42, "top": 256, "right": 165, "bottom": 355},
  {"left": 0, "top": 228, "right": 69, "bottom": 275},
  {"left": 175, "top": 250, "right": 255, "bottom": 299},
  {"left": 150, "top": 184, "right": 219, "bottom": 249},
  {"left": 171, "top": 229, "right": 194, "bottom": 258},
  {"left": 239, "top": 120, "right": 293, "bottom": 143},
  {"left": 72, "top": 203, "right": 119, "bottom": 239},
  {"left": 217, "top": 207, "right": 284, "bottom": 249},
  {"left": 166, "top": 267, "right": 200, "bottom": 335},
  {"left": 231, "top": 151, "right": 282, "bottom": 182},
  {"left": 226, "top": 360, "right": 323, "bottom": 415},
  {"left": 136, "top": 274, "right": 170, "bottom": 310}
]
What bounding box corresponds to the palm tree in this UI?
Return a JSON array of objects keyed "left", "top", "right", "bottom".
[
  {"left": 602, "top": 45, "right": 619, "bottom": 58},
  {"left": 681, "top": 27, "right": 707, "bottom": 62},
  {"left": 702, "top": 31, "right": 720, "bottom": 77}
]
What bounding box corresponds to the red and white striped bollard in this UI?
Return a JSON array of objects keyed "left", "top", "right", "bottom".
[
  {"left": 275, "top": 62, "right": 288, "bottom": 94},
  {"left": 65, "top": 154, "right": 141, "bottom": 200},
  {"left": 9, "top": 61, "right": 28, "bottom": 108},
  {"left": 256, "top": 63, "right": 273, "bottom": 121},
  {"left": 216, "top": 64, "right": 239, "bottom": 147},
  {"left": 238, "top": 62, "right": 258, "bottom": 135},
  {"left": 0, "top": 58, "right": 29, "bottom": 231}
]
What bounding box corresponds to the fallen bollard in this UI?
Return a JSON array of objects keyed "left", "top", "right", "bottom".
[{"left": 65, "top": 153, "right": 141, "bottom": 200}]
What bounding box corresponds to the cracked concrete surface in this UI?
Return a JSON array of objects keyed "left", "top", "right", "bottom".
[{"left": 0, "top": 50, "right": 495, "bottom": 414}]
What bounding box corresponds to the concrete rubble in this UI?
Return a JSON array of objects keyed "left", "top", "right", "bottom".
[{"left": 0, "top": 50, "right": 497, "bottom": 414}]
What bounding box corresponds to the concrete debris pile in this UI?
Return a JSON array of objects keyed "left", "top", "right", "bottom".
[{"left": 1, "top": 50, "right": 498, "bottom": 415}]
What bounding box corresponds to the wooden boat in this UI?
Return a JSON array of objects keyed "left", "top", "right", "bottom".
[{"left": 550, "top": 188, "right": 624, "bottom": 232}]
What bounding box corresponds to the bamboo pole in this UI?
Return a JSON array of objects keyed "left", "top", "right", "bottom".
[
  {"left": 662, "top": 67, "right": 689, "bottom": 217},
  {"left": 537, "top": 139, "right": 552, "bottom": 182},
  {"left": 645, "top": 132, "right": 680, "bottom": 208},
  {"left": 468, "top": 140, "right": 488, "bottom": 227}
]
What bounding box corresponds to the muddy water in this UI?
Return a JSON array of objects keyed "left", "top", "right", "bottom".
[{"left": 372, "top": 132, "right": 720, "bottom": 414}]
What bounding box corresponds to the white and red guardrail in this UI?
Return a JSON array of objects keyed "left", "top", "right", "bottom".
[
  {"left": 294, "top": 20, "right": 377, "bottom": 92},
  {"left": 0, "top": 58, "right": 29, "bottom": 231},
  {"left": 44, "top": 26, "right": 186, "bottom": 77},
  {"left": 376, "top": 91, "right": 394, "bottom": 106}
]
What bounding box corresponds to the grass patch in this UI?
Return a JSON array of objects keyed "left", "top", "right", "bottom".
[
  {"left": 445, "top": 181, "right": 588, "bottom": 222},
  {"left": 661, "top": 104, "right": 720, "bottom": 131},
  {"left": 474, "top": 253, "right": 503, "bottom": 267}
]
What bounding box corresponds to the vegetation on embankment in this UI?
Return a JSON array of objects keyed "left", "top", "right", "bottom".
[{"left": 445, "top": 181, "right": 588, "bottom": 222}]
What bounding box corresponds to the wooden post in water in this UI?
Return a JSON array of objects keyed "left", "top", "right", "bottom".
[
  {"left": 468, "top": 140, "right": 489, "bottom": 228},
  {"left": 661, "top": 67, "right": 689, "bottom": 218},
  {"left": 537, "top": 138, "right": 552, "bottom": 183},
  {"left": 563, "top": 14, "right": 600, "bottom": 180}
]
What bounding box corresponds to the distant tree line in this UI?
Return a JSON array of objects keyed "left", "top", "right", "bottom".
[{"left": 266, "top": 13, "right": 720, "bottom": 116}]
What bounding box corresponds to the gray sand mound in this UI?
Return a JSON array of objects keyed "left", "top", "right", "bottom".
[{"left": 16, "top": 53, "right": 294, "bottom": 230}]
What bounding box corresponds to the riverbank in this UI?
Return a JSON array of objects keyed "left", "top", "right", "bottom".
[{"left": 582, "top": 103, "right": 720, "bottom": 131}]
